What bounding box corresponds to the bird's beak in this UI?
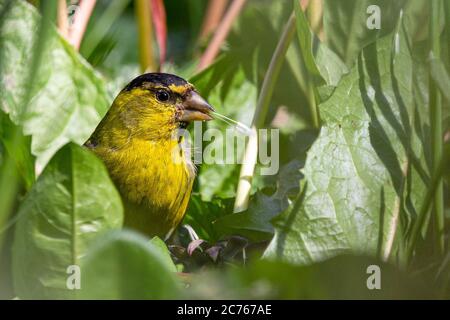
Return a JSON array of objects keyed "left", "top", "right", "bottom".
[{"left": 178, "top": 91, "right": 214, "bottom": 122}]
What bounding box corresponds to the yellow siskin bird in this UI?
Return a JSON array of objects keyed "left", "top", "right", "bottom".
[{"left": 85, "top": 73, "right": 214, "bottom": 239}]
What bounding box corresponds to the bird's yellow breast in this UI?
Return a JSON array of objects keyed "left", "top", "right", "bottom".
[
  {"left": 84, "top": 72, "right": 213, "bottom": 238},
  {"left": 91, "top": 136, "right": 195, "bottom": 238}
]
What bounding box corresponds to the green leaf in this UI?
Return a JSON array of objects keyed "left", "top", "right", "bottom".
[
  {"left": 183, "top": 195, "right": 234, "bottom": 242},
  {"left": 430, "top": 57, "right": 450, "bottom": 103},
  {"left": 403, "top": 0, "right": 447, "bottom": 44},
  {"left": 80, "top": 230, "right": 180, "bottom": 299},
  {"left": 293, "top": 0, "right": 347, "bottom": 88},
  {"left": 293, "top": 0, "right": 322, "bottom": 82},
  {"left": 12, "top": 143, "right": 123, "bottom": 299},
  {"left": 213, "top": 193, "right": 282, "bottom": 242},
  {"left": 184, "top": 160, "right": 303, "bottom": 243},
  {"left": 149, "top": 236, "right": 177, "bottom": 272},
  {"left": 0, "top": 111, "right": 35, "bottom": 188},
  {"left": 213, "top": 160, "right": 302, "bottom": 242},
  {"left": 323, "top": 0, "right": 406, "bottom": 66},
  {"left": 265, "top": 19, "right": 428, "bottom": 265},
  {"left": 80, "top": 0, "right": 132, "bottom": 61},
  {"left": 429, "top": 57, "right": 450, "bottom": 134},
  {"left": 190, "top": 55, "right": 231, "bottom": 97},
  {"left": 0, "top": 0, "right": 110, "bottom": 168}
]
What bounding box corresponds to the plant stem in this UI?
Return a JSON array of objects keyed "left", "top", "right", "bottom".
[
  {"left": 57, "top": 0, "right": 68, "bottom": 38},
  {"left": 306, "top": 74, "right": 320, "bottom": 128},
  {"left": 407, "top": 146, "right": 449, "bottom": 264},
  {"left": 233, "top": 14, "right": 297, "bottom": 213},
  {"left": 68, "top": 0, "right": 97, "bottom": 50},
  {"left": 197, "top": 0, "right": 246, "bottom": 72},
  {"left": 429, "top": 0, "right": 444, "bottom": 256},
  {"left": 135, "top": 0, "right": 156, "bottom": 72}
]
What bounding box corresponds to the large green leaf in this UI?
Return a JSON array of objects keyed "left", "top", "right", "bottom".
[
  {"left": 265, "top": 19, "right": 429, "bottom": 265},
  {"left": 184, "top": 160, "right": 303, "bottom": 243},
  {"left": 0, "top": 0, "right": 110, "bottom": 168},
  {"left": 80, "top": 230, "right": 180, "bottom": 299},
  {"left": 323, "top": 0, "right": 406, "bottom": 66},
  {"left": 12, "top": 143, "right": 123, "bottom": 299}
]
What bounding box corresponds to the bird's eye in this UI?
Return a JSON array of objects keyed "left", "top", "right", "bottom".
[{"left": 156, "top": 90, "right": 170, "bottom": 102}]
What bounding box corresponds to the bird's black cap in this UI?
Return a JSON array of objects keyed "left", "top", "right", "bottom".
[{"left": 123, "top": 73, "right": 188, "bottom": 91}]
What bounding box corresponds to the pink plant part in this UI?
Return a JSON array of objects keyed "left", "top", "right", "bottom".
[
  {"left": 68, "top": 0, "right": 97, "bottom": 50},
  {"left": 150, "top": 0, "right": 167, "bottom": 70}
]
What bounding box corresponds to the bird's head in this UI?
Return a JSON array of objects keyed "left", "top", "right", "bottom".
[{"left": 107, "top": 73, "right": 214, "bottom": 141}]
